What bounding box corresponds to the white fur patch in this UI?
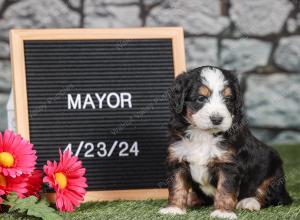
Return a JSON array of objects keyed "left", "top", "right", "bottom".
[
  {"left": 159, "top": 206, "right": 186, "bottom": 215},
  {"left": 210, "top": 210, "right": 237, "bottom": 219},
  {"left": 171, "top": 128, "right": 225, "bottom": 196},
  {"left": 192, "top": 67, "right": 232, "bottom": 132},
  {"left": 236, "top": 197, "right": 261, "bottom": 211},
  {"left": 201, "top": 67, "right": 226, "bottom": 92}
]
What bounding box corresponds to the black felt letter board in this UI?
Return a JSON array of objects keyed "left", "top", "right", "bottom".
[{"left": 24, "top": 39, "right": 174, "bottom": 191}]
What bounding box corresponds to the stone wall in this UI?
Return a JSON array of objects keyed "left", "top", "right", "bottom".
[{"left": 0, "top": 0, "right": 299, "bottom": 144}]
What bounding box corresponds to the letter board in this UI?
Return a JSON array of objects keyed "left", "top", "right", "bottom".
[{"left": 10, "top": 28, "right": 186, "bottom": 201}]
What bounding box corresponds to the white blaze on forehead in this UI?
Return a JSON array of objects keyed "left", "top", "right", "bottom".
[
  {"left": 200, "top": 67, "right": 227, "bottom": 92},
  {"left": 191, "top": 67, "right": 233, "bottom": 132}
]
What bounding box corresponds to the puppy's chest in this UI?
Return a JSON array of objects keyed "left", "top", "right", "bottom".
[{"left": 171, "top": 132, "right": 225, "bottom": 196}]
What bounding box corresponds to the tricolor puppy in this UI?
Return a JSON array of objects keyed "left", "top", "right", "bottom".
[{"left": 160, "top": 66, "right": 292, "bottom": 219}]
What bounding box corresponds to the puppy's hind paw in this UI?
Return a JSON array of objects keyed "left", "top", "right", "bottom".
[
  {"left": 159, "top": 206, "right": 186, "bottom": 215},
  {"left": 236, "top": 197, "right": 261, "bottom": 211},
  {"left": 210, "top": 210, "right": 237, "bottom": 219}
]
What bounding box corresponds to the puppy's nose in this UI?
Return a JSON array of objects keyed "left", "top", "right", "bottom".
[{"left": 210, "top": 115, "right": 223, "bottom": 125}]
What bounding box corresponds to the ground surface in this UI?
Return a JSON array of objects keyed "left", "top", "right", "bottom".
[{"left": 3, "top": 145, "right": 300, "bottom": 219}]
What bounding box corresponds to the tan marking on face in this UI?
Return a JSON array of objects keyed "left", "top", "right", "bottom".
[
  {"left": 223, "top": 87, "right": 232, "bottom": 98},
  {"left": 214, "top": 172, "right": 237, "bottom": 211},
  {"left": 185, "top": 108, "right": 195, "bottom": 124},
  {"left": 198, "top": 85, "right": 211, "bottom": 97}
]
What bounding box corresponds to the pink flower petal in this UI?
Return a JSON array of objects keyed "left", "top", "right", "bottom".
[
  {"left": 44, "top": 149, "right": 87, "bottom": 212},
  {"left": 0, "top": 131, "right": 36, "bottom": 178}
]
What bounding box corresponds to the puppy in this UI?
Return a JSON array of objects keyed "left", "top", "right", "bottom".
[{"left": 160, "top": 66, "right": 292, "bottom": 219}]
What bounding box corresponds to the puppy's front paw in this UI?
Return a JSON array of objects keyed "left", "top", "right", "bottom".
[
  {"left": 159, "top": 206, "right": 186, "bottom": 215},
  {"left": 210, "top": 210, "right": 237, "bottom": 219},
  {"left": 236, "top": 197, "right": 261, "bottom": 211}
]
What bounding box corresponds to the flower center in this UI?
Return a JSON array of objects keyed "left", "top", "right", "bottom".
[
  {"left": 0, "top": 174, "right": 7, "bottom": 187},
  {"left": 0, "top": 152, "right": 15, "bottom": 168},
  {"left": 55, "top": 172, "right": 67, "bottom": 189}
]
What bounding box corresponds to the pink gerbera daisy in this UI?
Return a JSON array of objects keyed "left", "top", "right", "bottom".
[
  {"left": 43, "top": 150, "right": 87, "bottom": 212},
  {"left": 24, "top": 169, "right": 43, "bottom": 198},
  {"left": 0, "top": 130, "right": 37, "bottom": 177},
  {"left": 0, "top": 172, "right": 28, "bottom": 203}
]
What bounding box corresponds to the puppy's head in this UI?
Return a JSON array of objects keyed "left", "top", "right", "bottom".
[{"left": 169, "top": 66, "right": 243, "bottom": 133}]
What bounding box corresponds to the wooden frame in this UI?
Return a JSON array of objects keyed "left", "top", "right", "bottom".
[{"left": 10, "top": 27, "right": 186, "bottom": 201}]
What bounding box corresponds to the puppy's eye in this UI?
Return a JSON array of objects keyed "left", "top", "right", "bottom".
[{"left": 197, "top": 95, "right": 207, "bottom": 102}]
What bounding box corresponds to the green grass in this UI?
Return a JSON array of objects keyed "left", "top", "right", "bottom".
[{"left": 3, "top": 145, "right": 300, "bottom": 219}]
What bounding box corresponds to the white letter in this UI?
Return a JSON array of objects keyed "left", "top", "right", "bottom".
[
  {"left": 68, "top": 94, "right": 81, "bottom": 109},
  {"left": 83, "top": 93, "right": 95, "bottom": 109},
  {"left": 120, "top": 92, "right": 132, "bottom": 108},
  {"left": 95, "top": 93, "right": 107, "bottom": 109},
  {"left": 107, "top": 92, "right": 120, "bottom": 108}
]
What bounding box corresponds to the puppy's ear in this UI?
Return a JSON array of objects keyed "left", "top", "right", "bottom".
[
  {"left": 232, "top": 74, "right": 244, "bottom": 120},
  {"left": 168, "top": 72, "right": 190, "bottom": 114},
  {"left": 224, "top": 71, "right": 245, "bottom": 139}
]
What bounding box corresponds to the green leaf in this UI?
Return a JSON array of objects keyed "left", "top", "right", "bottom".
[
  {"left": 2, "top": 192, "right": 19, "bottom": 206},
  {"left": 9, "top": 196, "right": 38, "bottom": 213},
  {"left": 27, "top": 201, "right": 63, "bottom": 220},
  {"left": 3, "top": 193, "right": 63, "bottom": 220}
]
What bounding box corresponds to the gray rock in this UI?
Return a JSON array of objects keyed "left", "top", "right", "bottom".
[
  {"left": 271, "top": 131, "right": 300, "bottom": 145},
  {"left": 0, "top": 92, "right": 9, "bottom": 131},
  {"left": 245, "top": 73, "right": 300, "bottom": 128},
  {"left": 0, "top": 61, "right": 11, "bottom": 91},
  {"left": 147, "top": 0, "right": 230, "bottom": 35},
  {"left": 287, "top": 13, "right": 300, "bottom": 33},
  {"left": 68, "top": 0, "right": 81, "bottom": 8},
  {"left": 84, "top": 0, "right": 141, "bottom": 27},
  {"left": 220, "top": 39, "right": 272, "bottom": 72},
  {"left": 250, "top": 128, "right": 278, "bottom": 143},
  {"left": 0, "top": 41, "right": 9, "bottom": 58},
  {"left": 0, "top": 95, "right": 8, "bottom": 131},
  {"left": 286, "top": 18, "right": 298, "bottom": 33},
  {"left": 250, "top": 128, "right": 300, "bottom": 145},
  {"left": 0, "top": 61, "right": 11, "bottom": 131},
  {"left": 0, "top": 0, "right": 80, "bottom": 39},
  {"left": 230, "top": 0, "right": 293, "bottom": 36},
  {"left": 185, "top": 37, "right": 218, "bottom": 69},
  {"left": 6, "top": 91, "right": 16, "bottom": 131},
  {"left": 274, "top": 36, "right": 300, "bottom": 72}
]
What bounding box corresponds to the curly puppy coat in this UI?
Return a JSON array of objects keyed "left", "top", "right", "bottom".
[{"left": 160, "top": 66, "right": 292, "bottom": 219}]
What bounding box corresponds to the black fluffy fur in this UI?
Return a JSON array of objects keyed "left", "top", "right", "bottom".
[{"left": 166, "top": 66, "right": 292, "bottom": 208}]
